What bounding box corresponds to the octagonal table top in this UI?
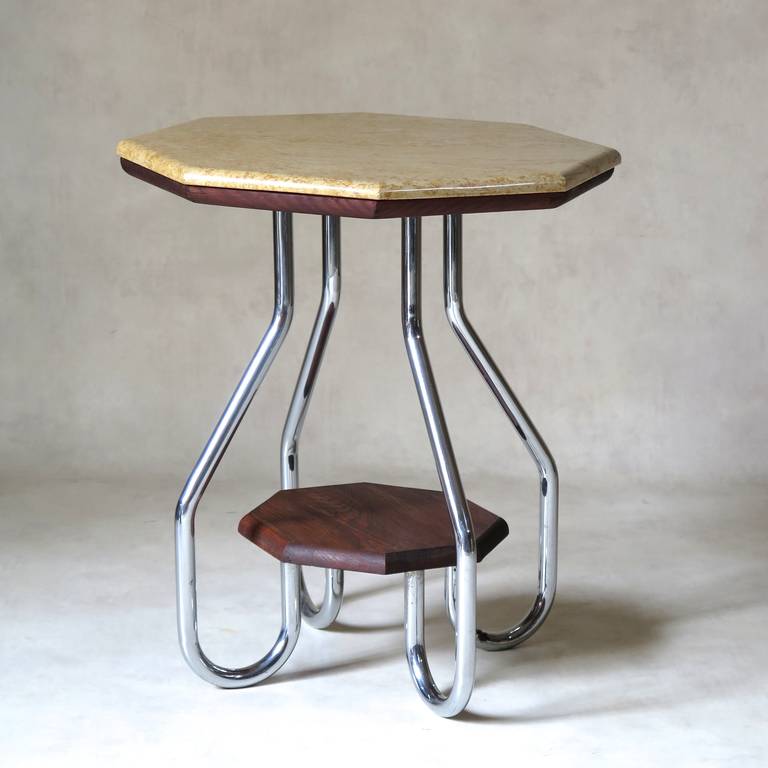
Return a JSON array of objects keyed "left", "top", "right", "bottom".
[{"left": 117, "top": 113, "right": 620, "bottom": 218}]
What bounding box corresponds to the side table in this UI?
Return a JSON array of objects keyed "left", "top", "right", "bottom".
[{"left": 117, "top": 113, "right": 620, "bottom": 717}]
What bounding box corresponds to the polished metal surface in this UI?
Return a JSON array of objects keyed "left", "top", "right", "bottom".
[
  {"left": 171, "top": 207, "right": 557, "bottom": 703},
  {"left": 442, "top": 213, "right": 559, "bottom": 650},
  {"left": 401, "top": 217, "right": 477, "bottom": 717},
  {"left": 174, "top": 211, "right": 300, "bottom": 687},
  {"left": 281, "top": 215, "right": 344, "bottom": 628}
]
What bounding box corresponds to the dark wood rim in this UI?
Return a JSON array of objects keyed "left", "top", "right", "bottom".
[{"left": 120, "top": 157, "right": 614, "bottom": 219}]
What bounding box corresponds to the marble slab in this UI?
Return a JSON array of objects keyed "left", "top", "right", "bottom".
[{"left": 117, "top": 113, "right": 620, "bottom": 200}]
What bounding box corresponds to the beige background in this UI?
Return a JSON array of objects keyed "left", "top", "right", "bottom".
[
  {"left": 2, "top": 3, "right": 767, "bottom": 766},
  {"left": 3, "top": 0, "right": 766, "bottom": 491}
]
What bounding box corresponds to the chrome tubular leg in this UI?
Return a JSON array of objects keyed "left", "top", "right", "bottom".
[
  {"left": 401, "top": 217, "right": 477, "bottom": 718},
  {"left": 444, "top": 565, "right": 457, "bottom": 628},
  {"left": 281, "top": 215, "right": 344, "bottom": 629},
  {"left": 175, "top": 211, "right": 301, "bottom": 688},
  {"left": 442, "top": 213, "right": 559, "bottom": 651}
]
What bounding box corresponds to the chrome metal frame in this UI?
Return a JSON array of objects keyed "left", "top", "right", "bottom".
[
  {"left": 442, "top": 213, "right": 559, "bottom": 650},
  {"left": 401, "top": 217, "right": 477, "bottom": 717},
  {"left": 174, "top": 211, "right": 300, "bottom": 687},
  {"left": 281, "top": 215, "right": 344, "bottom": 629},
  {"left": 172, "top": 208, "right": 557, "bottom": 711}
]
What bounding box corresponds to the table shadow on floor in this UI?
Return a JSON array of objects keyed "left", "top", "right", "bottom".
[{"left": 267, "top": 589, "right": 667, "bottom": 718}]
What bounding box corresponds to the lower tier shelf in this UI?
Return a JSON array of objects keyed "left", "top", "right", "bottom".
[{"left": 238, "top": 482, "right": 509, "bottom": 575}]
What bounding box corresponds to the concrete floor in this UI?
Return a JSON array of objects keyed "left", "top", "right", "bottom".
[{"left": 1, "top": 475, "right": 766, "bottom": 767}]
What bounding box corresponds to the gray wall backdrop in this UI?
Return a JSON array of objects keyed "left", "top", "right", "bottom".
[{"left": 2, "top": 1, "right": 766, "bottom": 494}]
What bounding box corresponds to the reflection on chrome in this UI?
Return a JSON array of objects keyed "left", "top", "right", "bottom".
[
  {"left": 443, "top": 214, "right": 558, "bottom": 651},
  {"left": 281, "top": 216, "right": 344, "bottom": 628},
  {"left": 174, "top": 212, "right": 300, "bottom": 687},
  {"left": 402, "top": 217, "right": 477, "bottom": 717}
]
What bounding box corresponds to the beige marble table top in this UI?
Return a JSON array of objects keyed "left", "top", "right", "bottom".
[{"left": 117, "top": 113, "right": 620, "bottom": 201}]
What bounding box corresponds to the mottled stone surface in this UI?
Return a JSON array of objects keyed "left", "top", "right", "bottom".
[{"left": 117, "top": 113, "right": 620, "bottom": 199}]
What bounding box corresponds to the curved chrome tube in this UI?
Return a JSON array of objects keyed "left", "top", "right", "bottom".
[
  {"left": 402, "top": 217, "right": 477, "bottom": 717},
  {"left": 175, "top": 212, "right": 301, "bottom": 687},
  {"left": 298, "top": 567, "right": 343, "bottom": 628},
  {"left": 281, "top": 215, "right": 344, "bottom": 629},
  {"left": 442, "top": 214, "right": 558, "bottom": 651}
]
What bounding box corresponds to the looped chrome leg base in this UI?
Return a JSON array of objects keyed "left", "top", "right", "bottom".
[
  {"left": 280, "top": 215, "right": 344, "bottom": 629},
  {"left": 442, "top": 214, "right": 558, "bottom": 651},
  {"left": 175, "top": 212, "right": 300, "bottom": 687},
  {"left": 400, "top": 217, "right": 478, "bottom": 716},
  {"left": 173, "top": 212, "right": 558, "bottom": 714}
]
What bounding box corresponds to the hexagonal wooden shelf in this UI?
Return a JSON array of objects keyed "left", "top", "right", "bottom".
[{"left": 238, "top": 482, "right": 509, "bottom": 575}]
